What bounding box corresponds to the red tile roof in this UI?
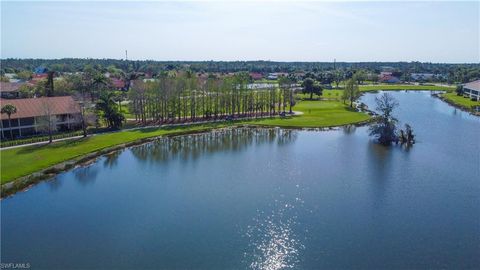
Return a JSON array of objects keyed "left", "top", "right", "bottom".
[
  {"left": 250, "top": 73, "right": 263, "bottom": 80},
  {"left": 0, "top": 96, "right": 80, "bottom": 120},
  {"left": 0, "top": 82, "right": 25, "bottom": 92},
  {"left": 110, "top": 78, "right": 125, "bottom": 88}
]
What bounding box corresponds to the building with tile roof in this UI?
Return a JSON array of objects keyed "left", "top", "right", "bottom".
[{"left": 0, "top": 96, "right": 81, "bottom": 139}]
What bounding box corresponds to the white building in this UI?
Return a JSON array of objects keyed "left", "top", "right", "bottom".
[{"left": 463, "top": 80, "right": 480, "bottom": 101}]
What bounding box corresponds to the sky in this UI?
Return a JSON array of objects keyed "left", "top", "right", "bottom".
[{"left": 1, "top": 1, "right": 479, "bottom": 63}]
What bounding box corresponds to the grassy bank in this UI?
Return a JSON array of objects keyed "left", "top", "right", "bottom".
[
  {"left": 440, "top": 92, "right": 480, "bottom": 112},
  {"left": 1, "top": 100, "right": 370, "bottom": 184},
  {"left": 0, "top": 124, "right": 229, "bottom": 183}
]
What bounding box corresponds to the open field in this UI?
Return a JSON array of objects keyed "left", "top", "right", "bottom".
[{"left": 1, "top": 100, "right": 370, "bottom": 184}]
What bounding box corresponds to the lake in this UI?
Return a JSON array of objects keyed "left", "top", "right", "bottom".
[{"left": 1, "top": 91, "right": 479, "bottom": 269}]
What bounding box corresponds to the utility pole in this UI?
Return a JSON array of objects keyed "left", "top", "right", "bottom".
[
  {"left": 125, "top": 50, "right": 128, "bottom": 61},
  {"left": 334, "top": 58, "right": 336, "bottom": 70}
]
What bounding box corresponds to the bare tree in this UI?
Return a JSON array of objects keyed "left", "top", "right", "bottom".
[
  {"left": 73, "top": 93, "right": 97, "bottom": 137},
  {"left": 36, "top": 99, "right": 58, "bottom": 143}
]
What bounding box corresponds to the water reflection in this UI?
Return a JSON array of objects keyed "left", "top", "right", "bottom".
[
  {"left": 2, "top": 92, "right": 479, "bottom": 269},
  {"left": 46, "top": 176, "right": 62, "bottom": 191},
  {"left": 342, "top": 125, "right": 357, "bottom": 135},
  {"left": 103, "top": 150, "right": 123, "bottom": 169},
  {"left": 366, "top": 142, "right": 394, "bottom": 207},
  {"left": 130, "top": 128, "right": 297, "bottom": 164},
  {"left": 73, "top": 165, "right": 99, "bottom": 186},
  {"left": 245, "top": 199, "right": 305, "bottom": 270}
]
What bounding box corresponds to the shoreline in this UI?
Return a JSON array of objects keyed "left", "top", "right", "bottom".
[
  {"left": 0, "top": 89, "right": 464, "bottom": 198},
  {"left": 432, "top": 93, "right": 480, "bottom": 116},
  {"left": 1, "top": 119, "right": 373, "bottom": 198}
]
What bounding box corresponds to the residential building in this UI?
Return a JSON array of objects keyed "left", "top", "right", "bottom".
[
  {"left": 34, "top": 66, "right": 48, "bottom": 74},
  {"left": 266, "top": 73, "right": 288, "bottom": 80},
  {"left": 249, "top": 72, "right": 263, "bottom": 80},
  {"left": 463, "top": 80, "right": 480, "bottom": 101},
  {"left": 0, "top": 82, "right": 24, "bottom": 99},
  {"left": 0, "top": 96, "right": 82, "bottom": 139},
  {"left": 110, "top": 78, "right": 128, "bottom": 91},
  {"left": 410, "top": 73, "right": 446, "bottom": 82},
  {"left": 379, "top": 72, "right": 401, "bottom": 83}
]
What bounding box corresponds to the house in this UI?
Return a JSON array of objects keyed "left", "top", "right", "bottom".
[
  {"left": 410, "top": 73, "right": 446, "bottom": 82},
  {"left": 0, "top": 96, "right": 82, "bottom": 139},
  {"left": 110, "top": 78, "right": 128, "bottom": 91},
  {"left": 379, "top": 72, "right": 401, "bottom": 83},
  {"left": 0, "top": 82, "right": 24, "bottom": 99},
  {"left": 34, "top": 66, "right": 48, "bottom": 74},
  {"left": 411, "top": 73, "right": 434, "bottom": 81},
  {"left": 4, "top": 73, "right": 21, "bottom": 83},
  {"left": 463, "top": 80, "right": 480, "bottom": 101},
  {"left": 267, "top": 73, "right": 279, "bottom": 80},
  {"left": 249, "top": 72, "right": 263, "bottom": 80}
]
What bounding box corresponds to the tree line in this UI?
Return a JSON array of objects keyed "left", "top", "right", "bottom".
[
  {"left": 128, "top": 72, "right": 296, "bottom": 125},
  {"left": 2, "top": 59, "right": 479, "bottom": 83}
]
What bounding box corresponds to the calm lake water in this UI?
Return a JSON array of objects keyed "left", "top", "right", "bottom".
[{"left": 1, "top": 91, "right": 479, "bottom": 269}]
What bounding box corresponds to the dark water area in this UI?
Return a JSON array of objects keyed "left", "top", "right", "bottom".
[{"left": 1, "top": 91, "right": 479, "bottom": 269}]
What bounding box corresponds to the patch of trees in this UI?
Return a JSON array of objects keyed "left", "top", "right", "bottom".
[
  {"left": 302, "top": 78, "right": 323, "bottom": 100},
  {"left": 369, "top": 93, "right": 415, "bottom": 146},
  {"left": 96, "top": 92, "right": 125, "bottom": 129},
  {"left": 128, "top": 73, "right": 296, "bottom": 125},
  {"left": 1, "top": 104, "right": 17, "bottom": 139},
  {"left": 342, "top": 78, "right": 360, "bottom": 108}
]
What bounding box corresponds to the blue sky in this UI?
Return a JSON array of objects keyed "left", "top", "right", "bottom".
[{"left": 1, "top": 1, "right": 479, "bottom": 62}]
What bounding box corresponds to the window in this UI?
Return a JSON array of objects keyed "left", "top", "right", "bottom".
[{"left": 20, "top": 117, "right": 35, "bottom": 126}]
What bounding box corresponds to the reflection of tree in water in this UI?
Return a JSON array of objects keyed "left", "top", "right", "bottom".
[
  {"left": 46, "top": 176, "right": 62, "bottom": 191},
  {"left": 130, "top": 128, "right": 297, "bottom": 164},
  {"left": 73, "top": 165, "right": 99, "bottom": 186},
  {"left": 366, "top": 142, "right": 394, "bottom": 208},
  {"left": 103, "top": 150, "right": 123, "bottom": 169},
  {"left": 342, "top": 124, "right": 357, "bottom": 135}
]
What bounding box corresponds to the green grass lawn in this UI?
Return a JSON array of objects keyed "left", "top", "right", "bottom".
[
  {"left": 441, "top": 92, "right": 480, "bottom": 109},
  {"left": 244, "top": 100, "right": 370, "bottom": 128},
  {"left": 1, "top": 100, "right": 370, "bottom": 184}
]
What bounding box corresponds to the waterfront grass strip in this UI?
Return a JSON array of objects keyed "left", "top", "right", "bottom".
[
  {"left": 1, "top": 100, "right": 370, "bottom": 184},
  {"left": 440, "top": 92, "right": 480, "bottom": 111}
]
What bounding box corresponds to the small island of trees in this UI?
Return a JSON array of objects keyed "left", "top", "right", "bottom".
[{"left": 369, "top": 93, "right": 415, "bottom": 146}]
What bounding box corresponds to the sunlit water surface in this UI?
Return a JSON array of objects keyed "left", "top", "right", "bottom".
[{"left": 1, "top": 91, "right": 479, "bottom": 269}]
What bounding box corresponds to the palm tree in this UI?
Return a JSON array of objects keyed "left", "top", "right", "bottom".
[
  {"left": 96, "top": 91, "right": 124, "bottom": 129},
  {"left": 1, "top": 104, "right": 17, "bottom": 139}
]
